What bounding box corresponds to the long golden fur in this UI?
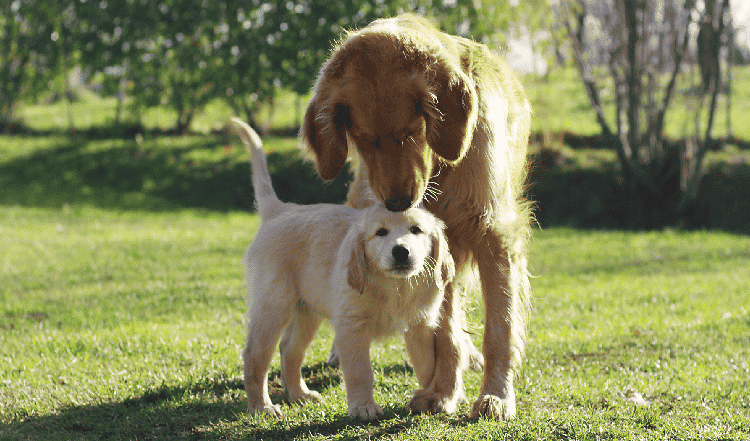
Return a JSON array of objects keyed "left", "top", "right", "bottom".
[
  {"left": 301, "top": 15, "right": 532, "bottom": 420},
  {"left": 230, "top": 118, "right": 455, "bottom": 421}
]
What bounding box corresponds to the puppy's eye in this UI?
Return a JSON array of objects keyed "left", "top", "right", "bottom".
[
  {"left": 410, "top": 226, "right": 422, "bottom": 235},
  {"left": 376, "top": 228, "right": 389, "bottom": 237}
]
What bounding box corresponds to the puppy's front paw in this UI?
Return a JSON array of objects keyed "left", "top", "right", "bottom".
[
  {"left": 408, "top": 389, "right": 459, "bottom": 415},
  {"left": 470, "top": 393, "right": 515, "bottom": 421},
  {"left": 348, "top": 402, "right": 383, "bottom": 421},
  {"left": 248, "top": 403, "right": 283, "bottom": 418}
]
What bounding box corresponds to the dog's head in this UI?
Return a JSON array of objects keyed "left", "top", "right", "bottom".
[
  {"left": 302, "top": 17, "right": 478, "bottom": 212},
  {"left": 347, "top": 206, "right": 454, "bottom": 293}
]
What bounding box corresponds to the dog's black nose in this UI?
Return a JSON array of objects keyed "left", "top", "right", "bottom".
[
  {"left": 392, "top": 245, "right": 409, "bottom": 263},
  {"left": 384, "top": 195, "right": 413, "bottom": 212}
]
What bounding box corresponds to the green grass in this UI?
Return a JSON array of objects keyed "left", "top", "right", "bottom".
[
  {"left": 1, "top": 203, "right": 748, "bottom": 440},
  {"left": 19, "top": 88, "right": 308, "bottom": 135},
  {"left": 18, "top": 64, "right": 750, "bottom": 140},
  {"left": 523, "top": 64, "right": 750, "bottom": 140}
]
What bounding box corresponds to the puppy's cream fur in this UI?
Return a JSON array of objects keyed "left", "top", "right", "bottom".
[{"left": 230, "top": 118, "right": 454, "bottom": 421}]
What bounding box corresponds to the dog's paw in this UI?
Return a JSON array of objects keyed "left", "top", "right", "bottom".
[
  {"left": 408, "top": 389, "right": 459, "bottom": 415},
  {"left": 325, "top": 348, "right": 340, "bottom": 368},
  {"left": 470, "top": 394, "right": 515, "bottom": 421},
  {"left": 288, "top": 389, "right": 322, "bottom": 404},
  {"left": 467, "top": 349, "right": 485, "bottom": 372},
  {"left": 248, "top": 403, "right": 283, "bottom": 418},
  {"left": 348, "top": 402, "right": 383, "bottom": 421}
]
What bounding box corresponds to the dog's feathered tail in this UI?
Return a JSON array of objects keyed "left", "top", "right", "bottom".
[{"left": 229, "top": 117, "right": 283, "bottom": 219}]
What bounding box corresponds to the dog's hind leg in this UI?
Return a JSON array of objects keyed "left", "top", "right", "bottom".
[
  {"left": 243, "top": 279, "right": 295, "bottom": 417},
  {"left": 279, "top": 302, "right": 323, "bottom": 404}
]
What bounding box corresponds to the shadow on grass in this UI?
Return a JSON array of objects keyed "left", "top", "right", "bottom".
[
  {"left": 4, "top": 376, "right": 248, "bottom": 440},
  {"left": 0, "top": 135, "right": 351, "bottom": 212},
  {"left": 5, "top": 132, "right": 748, "bottom": 232},
  {"left": 4, "top": 363, "right": 451, "bottom": 440}
]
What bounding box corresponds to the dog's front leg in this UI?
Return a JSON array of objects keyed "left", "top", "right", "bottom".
[
  {"left": 407, "top": 283, "right": 467, "bottom": 415},
  {"left": 334, "top": 320, "right": 383, "bottom": 421},
  {"left": 404, "top": 321, "right": 435, "bottom": 388},
  {"left": 470, "top": 228, "right": 529, "bottom": 421}
]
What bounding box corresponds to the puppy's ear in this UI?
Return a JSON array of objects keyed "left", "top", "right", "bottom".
[
  {"left": 425, "top": 67, "right": 478, "bottom": 164},
  {"left": 346, "top": 231, "right": 367, "bottom": 294},
  {"left": 301, "top": 96, "right": 350, "bottom": 181},
  {"left": 431, "top": 225, "right": 455, "bottom": 287}
]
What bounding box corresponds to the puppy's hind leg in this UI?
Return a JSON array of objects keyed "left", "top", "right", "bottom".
[
  {"left": 280, "top": 303, "right": 323, "bottom": 404},
  {"left": 244, "top": 280, "right": 294, "bottom": 417},
  {"left": 325, "top": 345, "right": 340, "bottom": 368}
]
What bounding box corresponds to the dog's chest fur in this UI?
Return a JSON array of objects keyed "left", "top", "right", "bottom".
[{"left": 338, "top": 274, "right": 442, "bottom": 339}]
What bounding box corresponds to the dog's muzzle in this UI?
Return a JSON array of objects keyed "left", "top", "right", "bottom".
[{"left": 384, "top": 195, "right": 414, "bottom": 212}]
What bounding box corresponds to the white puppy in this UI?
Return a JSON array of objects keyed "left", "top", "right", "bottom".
[{"left": 229, "top": 118, "right": 455, "bottom": 421}]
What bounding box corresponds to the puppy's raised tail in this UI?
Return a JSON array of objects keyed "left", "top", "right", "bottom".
[{"left": 229, "top": 117, "right": 282, "bottom": 218}]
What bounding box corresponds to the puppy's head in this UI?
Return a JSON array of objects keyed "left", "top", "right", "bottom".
[
  {"left": 302, "top": 19, "right": 478, "bottom": 212},
  {"left": 347, "top": 206, "right": 454, "bottom": 292}
]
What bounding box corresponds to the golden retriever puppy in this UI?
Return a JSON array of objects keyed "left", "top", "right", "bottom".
[
  {"left": 229, "top": 118, "right": 454, "bottom": 421},
  {"left": 301, "top": 15, "right": 532, "bottom": 420}
]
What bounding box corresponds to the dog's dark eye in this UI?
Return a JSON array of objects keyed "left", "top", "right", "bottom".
[
  {"left": 410, "top": 226, "right": 422, "bottom": 235},
  {"left": 376, "top": 228, "right": 389, "bottom": 237},
  {"left": 368, "top": 136, "right": 381, "bottom": 150}
]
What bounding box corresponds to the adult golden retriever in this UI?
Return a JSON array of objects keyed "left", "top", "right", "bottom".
[{"left": 301, "top": 14, "right": 532, "bottom": 420}]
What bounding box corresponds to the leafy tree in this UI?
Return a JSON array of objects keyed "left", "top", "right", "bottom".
[
  {"left": 0, "top": 0, "right": 57, "bottom": 131},
  {"left": 218, "top": 0, "right": 408, "bottom": 130},
  {"left": 5, "top": 0, "right": 552, "bottom": 134}
]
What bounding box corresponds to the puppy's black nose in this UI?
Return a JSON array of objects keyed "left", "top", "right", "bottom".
[
  {"left": 384, "top": 195, "right": 413, "bottom": 212},
  {"left": 392, "top": 245, "right": 409, "bottom": 263}
]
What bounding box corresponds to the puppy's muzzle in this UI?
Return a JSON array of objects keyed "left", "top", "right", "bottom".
[
  {"left": 392, "top": 245, "right": 410, "bottom": 264},
  {"left": 391, "top": 245, "right": 416, "bottom": 275}
]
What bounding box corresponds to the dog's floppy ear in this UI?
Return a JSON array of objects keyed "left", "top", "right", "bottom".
[
  {"left": 424, "top": 67, "right": 478, "bottom": 164},
  {"left": 301, "top": 95, "right": 351, "bottom": 181},
  {"left": 346, "top": 230, "right": 368, "bottom": 294},
  {"left": 430, "top": 223, "right": 455, "bottom": 287}
]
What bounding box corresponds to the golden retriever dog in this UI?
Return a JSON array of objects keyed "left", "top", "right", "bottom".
[
  {"left": 230, "top": 118, "right": 455, "bottom": 420},
  {"left": 301, "top": 15, "right": 532, "bottom": 420}
]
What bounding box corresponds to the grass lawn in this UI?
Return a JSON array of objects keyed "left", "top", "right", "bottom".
[{"left": 1, "top": 203, "right": 748, "bottom": 440}]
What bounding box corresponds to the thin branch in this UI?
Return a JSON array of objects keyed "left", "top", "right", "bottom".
[
  {"left": 651, "top": 8, "right": 693, "bottom": 140},
  {"left": 679, "top": 0, "right": 730, "bottom": 212},
  {"left": 563, "top": 6, "right": 614, "bottom": 139}
]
